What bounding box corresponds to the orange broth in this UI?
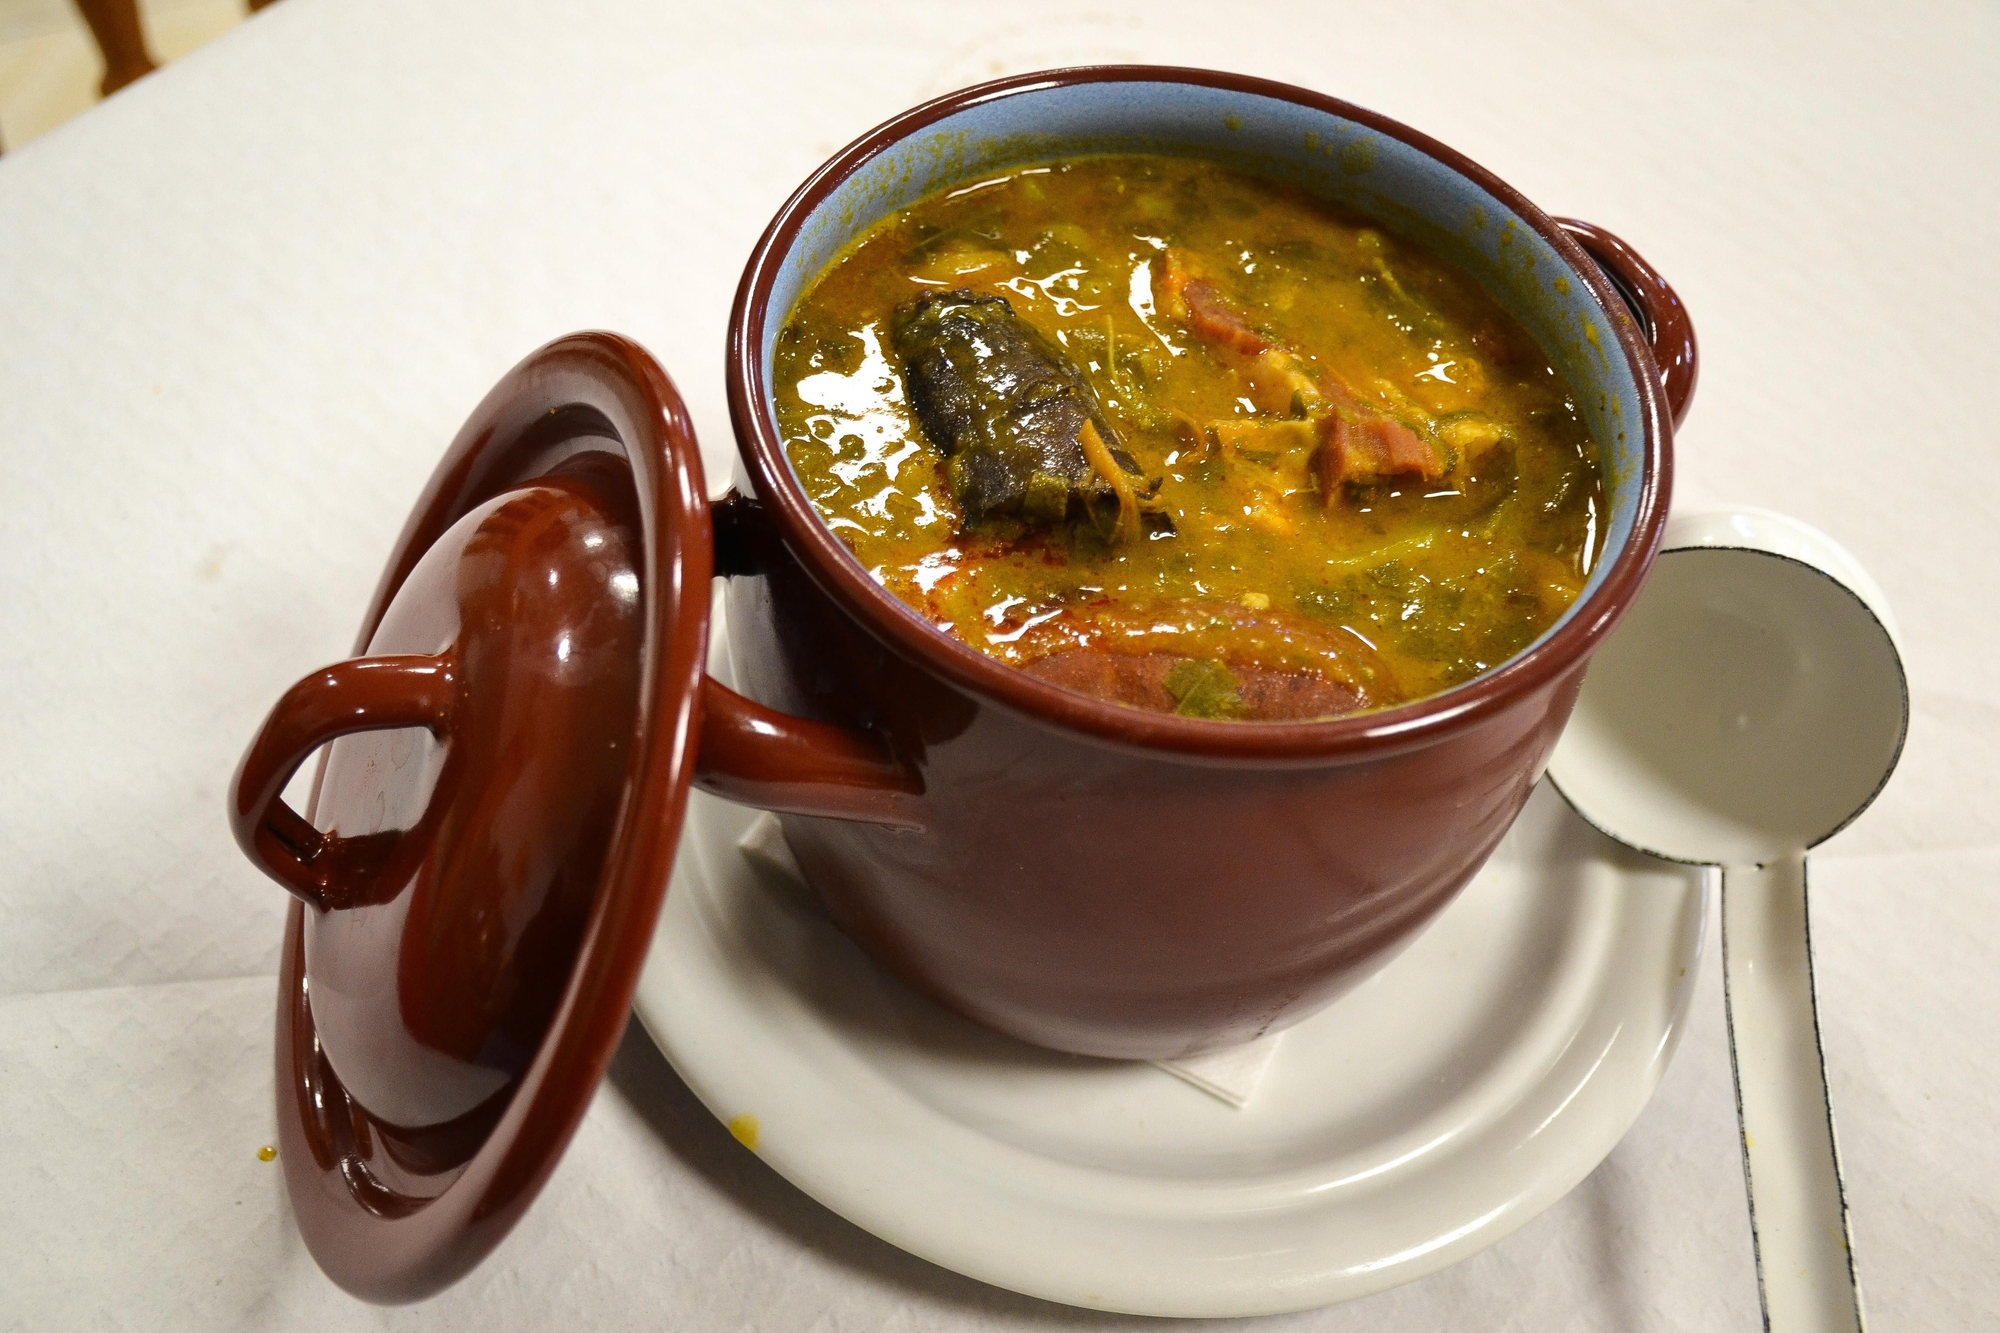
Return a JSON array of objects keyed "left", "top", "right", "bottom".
[{"left": 772, "top": 154, "right": 1603, "bottom": 719}]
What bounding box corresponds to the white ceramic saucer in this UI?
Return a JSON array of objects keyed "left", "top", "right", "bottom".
[{"left": 632, "top": 615, "right": 1708, "bottom": 1318}]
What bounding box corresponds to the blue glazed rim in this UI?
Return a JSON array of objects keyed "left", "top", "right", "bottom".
[{"left": 726, "top": 66, "right": 1677, "bottom": 763}]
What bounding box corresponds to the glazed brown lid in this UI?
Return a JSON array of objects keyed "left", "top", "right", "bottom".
[{"left": 228, "top": 333, "right": 712, "bottom": 1302}]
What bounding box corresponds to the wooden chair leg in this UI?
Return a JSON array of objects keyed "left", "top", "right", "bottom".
[{"left": 72, "top": 0, "right": 158, "bottom": 97}]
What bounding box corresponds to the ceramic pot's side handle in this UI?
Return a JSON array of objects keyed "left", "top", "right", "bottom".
[
  {"left": 710, "top": 486, "right": 786, "bottom": 580},
  {"left": 1555, "top": 218, "right": 1699, "bottom": 431},
  {"left": 229, "top": 654, "right": 457, "bottom": 908},
  {"left": 696, "top": 490, "right": 926, "bottom": 830},
  {"left": 695, "top": 678, "right": 925, "bottom": 829}
]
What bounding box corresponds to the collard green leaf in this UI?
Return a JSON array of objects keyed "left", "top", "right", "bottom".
[
  {"left": 893, "top": 288, "right": 1147, "bottom": 533},
  {"left": 1164, "top": 659, "right": 1246, "bottom": 719}
]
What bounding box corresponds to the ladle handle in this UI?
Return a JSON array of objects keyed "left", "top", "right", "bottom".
[
  {"left": 1721, "top": 855, "right": 1866, "bottom": 1333},
  {"left": 1556, "top": 218, "right": 1698, "bottom": 432}
]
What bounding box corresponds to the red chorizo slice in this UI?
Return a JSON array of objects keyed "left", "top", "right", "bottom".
[{"left": 1313, "top": 413, "right": 1447, "bottom": 495}]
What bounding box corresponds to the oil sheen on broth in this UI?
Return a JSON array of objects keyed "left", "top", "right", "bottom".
[{"left": 773, "top": 155, "right": 1604, "bottom": 721}]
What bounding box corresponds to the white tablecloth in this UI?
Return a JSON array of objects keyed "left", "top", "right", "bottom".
[{"left": 2, "top": 1, "right": 1994, "bottom": 1327}]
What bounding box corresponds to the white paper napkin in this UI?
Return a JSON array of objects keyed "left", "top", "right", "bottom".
[
  {"left": 736, "top": 813, "right": 1281, "bottom": 1106},
  {"left": 1152, "top": 1030, "right": 1283, "bottom": 1107}
]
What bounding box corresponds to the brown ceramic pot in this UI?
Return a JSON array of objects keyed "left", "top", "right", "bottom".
[
  {"left": 712, "top": 66, "right": 1693, "bottom": 1059},
  {"left": 228, "top": 66, "right": 1694, "bottom": 1299}
]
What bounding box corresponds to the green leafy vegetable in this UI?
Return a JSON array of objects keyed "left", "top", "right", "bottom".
[{"left": 1164, "top": 659, "right": 1246, "bottom": 719}]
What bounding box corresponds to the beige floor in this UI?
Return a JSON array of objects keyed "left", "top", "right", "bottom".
[{"left": 0, "top": 0, "right": 247, "bottom": 150}]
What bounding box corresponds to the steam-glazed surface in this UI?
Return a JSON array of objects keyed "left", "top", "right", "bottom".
[{"left": 773, "top": 154, "right": 1604, "bottom": 720}]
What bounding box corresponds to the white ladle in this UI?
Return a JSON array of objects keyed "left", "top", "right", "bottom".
[{"left": 1548, "top": 507, "right": 1908, "bottom": 1333}]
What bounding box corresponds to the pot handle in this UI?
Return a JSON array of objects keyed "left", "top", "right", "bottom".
[
  {"left": 696, "top": 677, "right": 923, "bottom": 827},
  {"left": 694, "top": 489, "right": 926, "bottom": 828},
  {"left": 1555, "top": 218, "right": 1699, "bottom": 431},
  {"left": 229, "top": 653, "right": 457, "bottom": 909},
  {"left": 229, "top": 578, "right": 922, "bottom": 908}
]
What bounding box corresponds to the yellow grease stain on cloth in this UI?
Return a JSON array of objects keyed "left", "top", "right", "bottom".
[{"left": 727, "top": 1114, "right": 761, "bottom": 1151}]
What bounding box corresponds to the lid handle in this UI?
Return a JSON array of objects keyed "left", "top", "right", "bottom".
[{"left": 229, "top": 653, "right": 457, "bottom": 908}]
